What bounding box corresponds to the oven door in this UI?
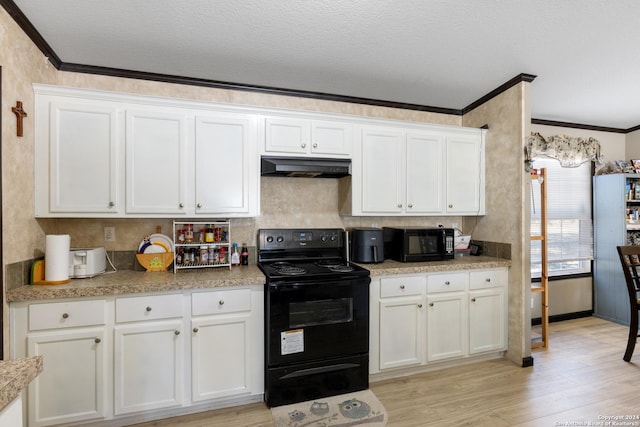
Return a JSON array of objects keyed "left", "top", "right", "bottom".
[{"left": 266, "top": 277, "right": 370, "bottom": 367}]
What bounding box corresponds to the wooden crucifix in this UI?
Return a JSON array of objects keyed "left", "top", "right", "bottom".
[{"left": 12, "top": 101, "right": 27, "bottom": 137}]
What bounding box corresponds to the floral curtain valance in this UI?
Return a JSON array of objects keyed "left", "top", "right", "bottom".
[{"left": 525, "top": 132, "right": 602, "bottom": 167}]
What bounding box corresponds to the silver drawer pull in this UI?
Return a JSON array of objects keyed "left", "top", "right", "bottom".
[
  {"left": 312, "top": 143, "right": 318, "bottom": 148},
  {"left": 146, "top": 306, "right": 152, "bottom": 312},
  {"left": 174, "top": 330, "right": 180, "bottom": 335},
  {"left": 400, "top": 285, "right": 405, "bottom": 290},
  {"left": 471, "top": 298, "right": 477, "bottom": 302},
  {"left": 193, "top": 327, "right": 199, "bottom": 333},
  {"left": 444, "top": 281, "right": 450, "bottom": 285},
  {"left": 485, "top": 278, "right": 491, "bottom": 282},
  {"left": 417, "top": 304, "right": 423, "bottom": 308},
  {"left": 94, "top": 338, "right": 101, "bottom": 344},
  {"left": 62, "top": 313, "right": 69, "bottom": 319},
  {"left": 108, "top": 201, "right": 115, "bottom": 207},
  {"left": 219, "top": 299, "right": 225, "bottom": 305},
  {"left": 429, "top": 302, "right": 434, "bottom": 306}
]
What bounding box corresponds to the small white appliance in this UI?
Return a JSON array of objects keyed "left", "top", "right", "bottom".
[{"left": 68, "top": 247, "right": 106, "bottom": 278}]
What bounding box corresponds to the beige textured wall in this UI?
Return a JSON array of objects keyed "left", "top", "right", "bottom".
[
  {"left": 625, "top": 128, "right": 640, "bottom": 161},
  {"left": 462, "top": 83, "right": 532, "bottom": 364},
  {"left": 1, "top": 7, "right": 57, "bottom": 355}
]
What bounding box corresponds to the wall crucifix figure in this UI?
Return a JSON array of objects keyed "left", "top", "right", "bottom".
[{"left": 11, "top": 101, "right": 27, "bottom": 137}]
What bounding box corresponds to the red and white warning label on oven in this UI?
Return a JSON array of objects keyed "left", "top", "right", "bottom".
[{"left": 281, "top": 329, "right": 304, "bottom": 355}]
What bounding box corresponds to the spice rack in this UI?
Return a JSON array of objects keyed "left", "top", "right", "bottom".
[{"left": 173, "top": 220, "right": 231, "bottom": 272}]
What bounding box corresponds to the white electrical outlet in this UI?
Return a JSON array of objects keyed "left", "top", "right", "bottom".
[{"left": 104, "top": 227, "right": 116, "bottom": 242}]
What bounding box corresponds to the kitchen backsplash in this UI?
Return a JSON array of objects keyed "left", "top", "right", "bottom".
[{"left": 9, "top": 176, "right": 491, "bottom": 290}]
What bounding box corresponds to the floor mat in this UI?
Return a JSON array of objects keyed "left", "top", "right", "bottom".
[{"left": 270, "top": 389, "right": 387, "bottom": 427}]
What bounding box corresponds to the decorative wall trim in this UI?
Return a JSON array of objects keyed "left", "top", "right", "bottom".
[
  {"left": 531, "top": 310, "right": 593, "bottom": 326},
  {"left": 462, "top": 73, "right": 537, "bottom": 115},
  {"left": 531, "top": 118, "right": 628, "bottom": 134}
]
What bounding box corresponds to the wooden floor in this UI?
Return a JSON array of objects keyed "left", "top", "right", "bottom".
[{"left": 131, "top": 316, "right": 640, "bottom": 426}]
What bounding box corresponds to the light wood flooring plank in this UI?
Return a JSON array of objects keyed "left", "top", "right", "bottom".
[{"left": 130, "top": 316, "right": 640, "bottom": 427}]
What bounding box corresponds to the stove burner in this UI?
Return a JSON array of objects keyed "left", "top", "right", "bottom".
[
  {"left": 315, "top": 260, "right": 344, "bottom": 268},
  {"left": 274, "top": 265, "right": 307, "bottom": 276},
  {"left": 328, "top": 265, "right": 354, "bottom": 273}
]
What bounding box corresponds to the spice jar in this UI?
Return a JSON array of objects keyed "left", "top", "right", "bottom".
[{"left": 185, "top": 224, "right": 194, "bottom": 243}]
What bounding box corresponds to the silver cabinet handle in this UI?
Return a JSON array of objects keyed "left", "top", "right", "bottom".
[
  {"left": 445, "top": 281, "right": 450, "bottom": 285},
  {"left": 301, "top": 143, "right": 306, "bottom": 148},
  {"left": 94, "top": 338, "right": 101, "bottom": 344},
  {"left": 408, "top": 204, "right": 413, "bottom": 208},
  {"left": 62, "top": 313, "right": 69, "bottom": 319},
  {"left": 179, "top": 203, "right": 184, "bottom": 208},
  {"left": 146, "top": 306, "right": 152, "bottom": 312},
  {"left": 471, "top": 298, "right": 477, "bottom": 302},
  {"left": 193, "top": 327, "right": 199, "bottom": 333},
  {"left": 417, "top": 304, "right": 423, "bottom": 308},
  {"left": 429, "top": 302, "right": 434, "bottom": 307},
  {"left": 312, "top": 143, "right": 318, "bottom": 148},
  {"left": 196, "top": 203, "right": 202, "bottom": 208},
  {"left": 174, "top": 330, "right": 180, "bottom": 335},
  {"left": 400, "top": 285, "right": 405, "bottom": 290},
  {"left": 219, "top": 299, "right": 225, "bottom": 305},
  {"left": 108, "top": 201, "right": 115, "bottom": 207},
  {"left": 485, "top": 278, "right": 491, "bottom": 282},
  {"left": 397, "top": 203, "right": 402, "bottom": 208},
  {"left": 449, "top": 204, "right": 453, "bottom": 208}
]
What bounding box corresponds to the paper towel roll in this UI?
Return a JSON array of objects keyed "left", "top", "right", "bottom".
[{"left": 45, "top": 234, "right": 70, "bottom": 282}]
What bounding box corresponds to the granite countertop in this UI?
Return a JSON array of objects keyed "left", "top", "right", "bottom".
[
  {"left": 7, "top": 266, "right": 266, "bottom": 302},
  {"left": 0, "top": 356, "right": 43, "bottom": 411},
  {"left": 6, "top": 257, "right": 510, "bottom": 302},
  {"left": 363, "top": 256, "right": 511, "bottom": 276}
]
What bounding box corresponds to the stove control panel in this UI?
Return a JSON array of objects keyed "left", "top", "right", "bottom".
[{"left": 259, "top": 228, "right": 344, "bottom": 250}]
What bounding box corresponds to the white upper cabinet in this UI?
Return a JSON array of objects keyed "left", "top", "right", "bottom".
[
  {"left": 34, "top": 85, "right": 259, "bottom": 218},
  {"left": 195, "top": 114, "right": 258, "bottom": 215},
  {"left": 263, "top": 116, "right": 352, "bottom": 157},
  {"left": 125, "top": 109, "right": 189, "bottom": 214},
  {"left": 446, "top": 132, "right": 485, "bottom": 214},
  {"left": 35, "top": 99, "right": 122, "bottom": 215},
  {"left": 347, "top": 123, "right": 485, "bottom": 216}
]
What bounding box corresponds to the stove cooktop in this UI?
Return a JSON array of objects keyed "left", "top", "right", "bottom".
[{"left": 259, "top": 259, "right": 370, "bottom": 281}]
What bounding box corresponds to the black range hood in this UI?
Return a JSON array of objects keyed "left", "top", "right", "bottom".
[{"left": 261, "top": 156, "right": 351, "bottom": 178}]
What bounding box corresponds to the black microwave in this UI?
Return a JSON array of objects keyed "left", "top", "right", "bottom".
[{"left": 383, "top": 227, "right": 454, "bottom": 262}]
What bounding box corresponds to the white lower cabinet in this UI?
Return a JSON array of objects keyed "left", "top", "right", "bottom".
[
  {"left": 426, "top": 292, "right": 466, "bottom": 361},
  {"left": 11, "top": 286, "right": 264, "bottom": 427},
  {"left": 114, "top": 320, "right": 184, "bottom": 415},
  {"left": 190, "top": 288, "right": 255, "bottom": 402},
  {"left": 379, "top": 296, "right": 425, "bottom": 369},
  {"left": 27, "top": 328, "right": 108, "bottom": 426},
  {"left": 371, "top": 267, "right": 508, "bottom": 377}
]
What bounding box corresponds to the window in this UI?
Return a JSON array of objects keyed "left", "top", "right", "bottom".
[{"left": 530, "top": 157, "right": 593, "bottom": 278}]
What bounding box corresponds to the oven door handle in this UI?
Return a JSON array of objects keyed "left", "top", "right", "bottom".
[{"left": 279, "top": 363, "right": 361, "bottom": 380}]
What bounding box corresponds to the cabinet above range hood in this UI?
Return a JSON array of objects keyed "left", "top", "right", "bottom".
[{"left": 261, "top": 156, "right": 351, "bottom": 178}]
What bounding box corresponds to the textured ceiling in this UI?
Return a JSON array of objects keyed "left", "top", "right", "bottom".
[{"left": 10, "top": 0, "right": 640, "bottom": 130}]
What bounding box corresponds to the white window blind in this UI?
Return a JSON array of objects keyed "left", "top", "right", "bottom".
[{"left": 530, "top": 157, "right": 593, "bottom": 277}]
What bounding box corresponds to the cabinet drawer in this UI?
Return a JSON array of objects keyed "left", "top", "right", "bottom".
[
  {"left": 29, "top": 300, "right": 106, "bottom": 331},
  {"left": 427, "top": 272, "right": 468, "bottom": 293},
  {"left": 469, "top": 269, "right": 508, "bottom": 290},
  {"left": 380, "top": 275, "right": 425, "bottom": 298},
  {"left": 116, "top": 294, "right": 183, "bottom": 323},
  {"left": 192, "top": 289, "right": 251, "bottom": 316}
]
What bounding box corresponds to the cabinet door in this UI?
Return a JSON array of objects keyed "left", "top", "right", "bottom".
[
  {"left": 310, "top": 120, "right": 352, "bottom": 156},
  {"left": 125, "top": 110, "right": 189, "bottom": 214},
  {"left": 426, "top": 293, "right": 466, "bottom": 361},
  {"left": 379, "top": 297, "right": 425, "bottom": 370},
  {"left": 191, "top": 315, "right": 251, "bottom": 402},
  {"left": 406, "top": 132, "right": 444, "bottom": 213},
  {"left": 48, "top": 102, "right": 120, "bottom": 214},
  {"left": 469, "top": 289, "right": 506, "bottom": 354},
  {"left": 264, "top": 117, "right": 310, "bottom": 154},
  {"left": 361, "top": 128, "right": 404, "bottom": 213},
  {"left": 195, "top": 115, "right": 257, "bottom": 215},
  {"left": 446, "top": 133, "right": 484, "bottom": 214},
  {"left": 114, "top": 320, "right": 184, "bottom": 415},
  {"left": 27, "top": 328, "right": 107, "bottom": 427}
]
